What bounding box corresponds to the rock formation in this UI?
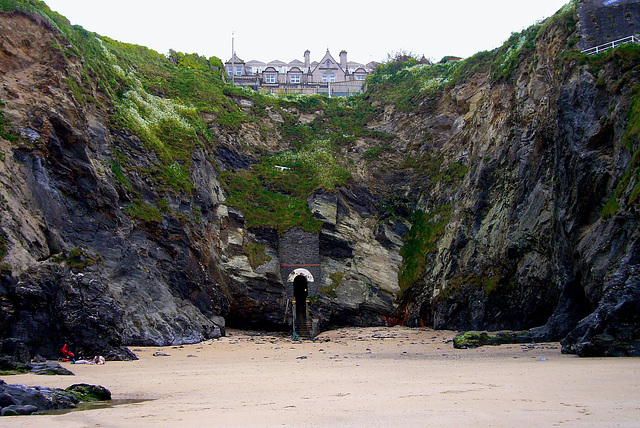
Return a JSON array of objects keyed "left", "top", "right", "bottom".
[
  {"left": 0, "top": 380, "right": 111, "bottom": 416},
  {"left": 0, "top": 0, "right": 638, "bottom": 357}
]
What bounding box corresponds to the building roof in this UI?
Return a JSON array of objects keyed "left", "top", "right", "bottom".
[
  {"left": 225, "top": 53, "right": 244, "bottom": 64},
  {"left": 246, "top": 60, "right": 266, "bottom": 66},
  {"left": 288, "top": 59, "right": 305, "bottom": 67},
  {"left": 312, "top": 50, "right": 344, "bottom": 74}
]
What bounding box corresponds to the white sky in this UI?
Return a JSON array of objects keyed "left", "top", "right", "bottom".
[{"left": 43, "top": 0, "right": 569, "bottom": 65}]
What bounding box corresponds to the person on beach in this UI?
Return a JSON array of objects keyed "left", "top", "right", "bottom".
[
  {"left": 71, "top": 355, "right": 105, "bottom": 364},
  {"left": 59, "top": 343, "right": 74, "bottom": 362}
]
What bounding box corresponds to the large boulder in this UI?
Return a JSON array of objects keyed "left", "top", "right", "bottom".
[
  {"left": 0, "top": 380, "right": 77, "bottom": 412},
  {"left": 0, "top": 380, "right": 111, "bottom": 416},
  {"left": 561, "top": 268, "right": 640, "bottom": 357}
]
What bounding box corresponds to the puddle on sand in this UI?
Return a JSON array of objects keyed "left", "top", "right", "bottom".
[{"left": 36, "top": 399, "right": 152, "bottom": 416}]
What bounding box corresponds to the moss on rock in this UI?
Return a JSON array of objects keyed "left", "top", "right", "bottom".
[
  {"left": 453, "top": 330, "right": 533, "bottom": 349},
  {"left": 66, "top": 384, "right": 111, "bottom": 402}
]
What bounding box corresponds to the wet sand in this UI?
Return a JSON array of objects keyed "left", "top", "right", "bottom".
[{"left": 2, "top": 326, "right": 639, "bottom": 427}]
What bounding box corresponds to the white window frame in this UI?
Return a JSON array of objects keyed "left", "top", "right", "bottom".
[
  {"left": 266, "top": 74, "right": 276, "bottom": 83},
  {"left": 329, "top": 74, "right": 336, "bottom": 82},
  {"left": 290, "top": 74, "right": 301, "bottom": 83},
  {"left": 236, "top": 66, "right": 242, "bottom": 75}
]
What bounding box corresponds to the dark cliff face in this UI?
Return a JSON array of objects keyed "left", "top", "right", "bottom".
[
  {"left": 382, "top": 4, "right": 640, "bottom": 356},
  {"left": 0, "top": 11, "right": 226, "bottom": 359},
  {"left": 0, "top": 2, "right": 638, "bottom": 358}
]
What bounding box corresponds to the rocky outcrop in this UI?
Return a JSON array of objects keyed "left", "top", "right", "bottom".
[
  {"left": 0, "top": 11, "right": 225, "bottom": 358},
  {"left": 0, "top": 338, "right": 74, "bottom": 374},
  {"left": 0, "top": 3, "right": 638, "bottom": 358},
  {"left": 0, "top": 339, "right": 30, "bottom": 373},
  {"left": 0, "top": 380, "right": 110, "bottom": 416},
  {"left": 314, "top": 186, "right": 403, "bottom": 326},
  {"left": 372, "top": 5, "right": 640, "bottom": 356}
]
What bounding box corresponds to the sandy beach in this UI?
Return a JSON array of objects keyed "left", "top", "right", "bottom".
[{"left": 2, "top": 326, "right": 639, "bottom": 427}]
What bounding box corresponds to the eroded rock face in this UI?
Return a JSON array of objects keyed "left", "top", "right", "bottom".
[
  {"left": 0, "top": 12, "right": 226, "bottom": 357},
  {"left": 368, "top": 10, "right": 640, "bottom": 355},
  {"left": 315, "top": 187, "right": 403, "bottom": 326},
  {"left": 0, "top": 7, "right": 638, "bottom": 358}
]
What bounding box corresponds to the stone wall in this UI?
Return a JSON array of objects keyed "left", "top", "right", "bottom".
[
  {"left": 577, "top": 0, "right": 640, "bottom": 50},
  {"left": 278, "top": 228, "right": 321, "bottom": 298}
]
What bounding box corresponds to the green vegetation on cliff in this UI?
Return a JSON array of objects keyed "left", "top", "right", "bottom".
[
  {"left": 398, "top": 205, "right": 451, "bottom": 293},
  {"left": 0, "top": 0, "right": 229, "bottom": 202},
  {"left": 219, "top": 139, "right": 351, "bottom": 232},
  {"left": 366, "top": 1, "right": 578, "bottom": 113}
]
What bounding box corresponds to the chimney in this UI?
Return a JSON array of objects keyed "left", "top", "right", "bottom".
[
  {"left": 304, "top": 50, "right": 310, "bottom": 69},
  {"left": 340, "top": 50, "right": 347, "bottom": 70}
]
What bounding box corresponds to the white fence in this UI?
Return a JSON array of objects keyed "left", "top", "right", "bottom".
[{"left": 582, "top": 35, "right": 639, "bottom": 55}]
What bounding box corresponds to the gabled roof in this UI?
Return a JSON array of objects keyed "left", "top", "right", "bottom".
[
  {"left": 288, "top": 59, "right": 304, "bottom": 67},
  {"left": 225, "top": 53, "right": 245, "bottom": 64},
  {"left": 267, "top": 59, "right": 287, "bottom": 66},
  {"left": 311, "top": 50, "right": 344, "bottom": 74},
  {"left": 246, "top": 59, "right": 266, "bottom": 66}
]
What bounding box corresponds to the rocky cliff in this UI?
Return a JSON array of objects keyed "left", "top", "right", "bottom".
[{"left": 0, "top": 0, "right": 638, "bottom": 358}]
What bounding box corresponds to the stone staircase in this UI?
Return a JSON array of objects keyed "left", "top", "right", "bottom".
[{"left": 294, "top": 319, "right": 314, "bottom": 340}]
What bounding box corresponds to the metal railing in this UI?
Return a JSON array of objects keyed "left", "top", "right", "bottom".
[{"left": 582, "top": 35, "right": 639, "bottom": 55}]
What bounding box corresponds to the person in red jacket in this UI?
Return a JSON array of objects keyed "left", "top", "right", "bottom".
[{"left": 59, "top": 343, "right": 74, "bottom": 362}]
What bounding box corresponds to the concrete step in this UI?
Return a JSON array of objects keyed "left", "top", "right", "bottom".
[{"left": 294, "top": 320, "right": 314, "bottom": 339}]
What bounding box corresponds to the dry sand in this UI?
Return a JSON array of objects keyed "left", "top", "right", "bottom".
[{"left": 2, "top": 326, "right": 639, "bottom": 427}]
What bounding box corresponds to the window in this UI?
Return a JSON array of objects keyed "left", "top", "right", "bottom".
[
  {"left": 266, "top": 74, "right": 276, "bottom": 83},
  {"left": 290, "top": 74, "right": 300, "bottom": 83},
  {"left": 322, "top": 73, "right": 328, "bottom": 82},
  {"left": 329, "top": 74, "right": 336, "bottom": 82},
  {"left": 325, "top": 60, "right": 331, "bottom": 67},
  {"left": 227, "top": 67, "right": 233, "bottom": 76},
  {"left": 246, "top": 66, "right": 253, "bottom": 74},
  {"left": 356, "top": 74, "right": 365, "bottom": 80},
  {"left": 236, "top": 66, "right": 242, "bottom": 75}
]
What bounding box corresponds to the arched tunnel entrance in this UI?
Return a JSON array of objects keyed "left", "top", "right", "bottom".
[
  {"left": 293, "top": 275, "right": 308, "bottom": 323},
  {"left": 287, "top": 268, "right": 315, "bottom": 339}
]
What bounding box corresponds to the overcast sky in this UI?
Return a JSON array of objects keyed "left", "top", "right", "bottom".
[{"left": 44, "top": 0, "right": 569, "bottom": 65}]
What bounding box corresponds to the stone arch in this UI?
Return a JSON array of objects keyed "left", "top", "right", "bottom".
[{"left": 287, "top": 268, "right": 314, "bottom": 283}]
